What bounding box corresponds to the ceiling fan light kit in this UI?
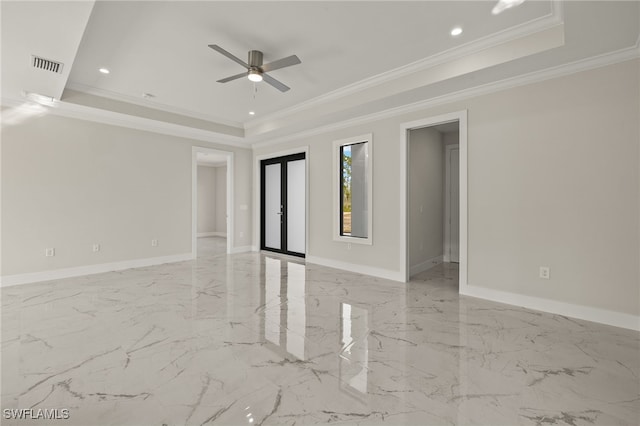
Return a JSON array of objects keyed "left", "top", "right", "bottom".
[
  {"left": 209, "top": 44, "right": 301, "bottom": 92},
  {"left": 248, "top": 69, "right": 263, "bottom": 82}
]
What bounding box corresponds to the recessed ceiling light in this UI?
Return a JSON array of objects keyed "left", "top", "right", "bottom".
[
  {"left": 99, "top": 68, "right": 110, "bottom": 74},
  {"left": 450, "top": 26, "right": 463, "bottom": 37},
  {"left": 249, "top": 111, "right": 256, "bottom": 116}
]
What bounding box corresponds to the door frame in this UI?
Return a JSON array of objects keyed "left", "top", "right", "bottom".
[
  {"left": 260, "top": 152, "right": 306, "bottom": 257},
  {"left": 444, "top": 143, "right": 460, "bottom": 262},
  {"left": 399, "top": 110, "right": 467, "bottom": 291},
  {"left": 192, "top": 146, "right": 234, "bottom": 257},
  {"left": 253, "top": 147, "right": 309, "bottom": 256}
]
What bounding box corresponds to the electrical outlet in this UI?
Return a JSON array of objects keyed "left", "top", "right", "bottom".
[
  {"left": 45, "top": 248, "right": 55, "bottom": 257},
  {"left": 347, "top": 243, "right": 352, "bottom": 250},
  {"left": 151, "top": 239, "right": 158, "bottom": 247},
  {"left": 93, "top": 244, "right": 100, "bottom": 252},
  {"left": 539, "top": 266, "right": 550, "bottom": 280}
]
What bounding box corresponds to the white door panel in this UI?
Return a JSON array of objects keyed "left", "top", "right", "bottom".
[
  {"left": 264, "top": 163, "right": 282, "bottom": 250},
  {"left": 287, "top": 159, "right": 306, "bottom": 254}
]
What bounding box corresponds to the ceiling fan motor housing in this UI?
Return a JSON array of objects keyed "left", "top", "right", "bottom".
[{"left": 248, "top": 50, "right": 263, "bottom": 69}]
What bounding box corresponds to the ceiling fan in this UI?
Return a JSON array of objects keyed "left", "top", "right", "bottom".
[{"left": 209, "top": 44, "right": 301, "bottom": 92}]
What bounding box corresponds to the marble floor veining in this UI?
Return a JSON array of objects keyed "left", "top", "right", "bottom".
[{"left": 1, "top": 252, "right": 639, "bottom": 425}]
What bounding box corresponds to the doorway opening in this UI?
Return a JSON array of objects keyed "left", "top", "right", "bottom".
[
  {"left": 407, "top": 122, "right": 459, "bottom": 280},
  {"left": 260, "top": 152, "right": 306, "bottom": 258},
  {"left": 192, "top": 147, "right": 234, "bottom": 258},
  {"left": 400, "top": 111, "right": 468, "bottom": 290}
]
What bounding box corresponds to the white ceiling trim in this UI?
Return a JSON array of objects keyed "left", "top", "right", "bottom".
[
  {"left": 65, "top": 82, "right": 244, "bottom": 129},
  {"left": 247, "top": 21, "right": 565, "bottom": 138},
  {"left": 250, "top": 42, "right": 639, "bottom": 150},
  {"left": 245, "top": 0, "right": 564, "bottom": 132},
  {"left": 3, "top": 31, "right": 635, "bottom": 153},
  {"left": 1, "top": 95, "right": 250, "bottom": 149},
  {"left": 66, "top": 1, "right": 562, "bottom": 133}
]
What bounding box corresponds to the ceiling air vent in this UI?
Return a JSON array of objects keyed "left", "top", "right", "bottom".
[{"left": 32, "top": 55, "right": 63, "bottom": 74}]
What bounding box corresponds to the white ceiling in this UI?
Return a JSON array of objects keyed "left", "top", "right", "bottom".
[
  {"left": 65, "top": 0, "right": 553, "bottom": 125},
  {"left": 2, "top": 1, "right": 639, "bottom": 144},
  {"left": 1, "top": 1, "right": 94, "bottom": 100}
]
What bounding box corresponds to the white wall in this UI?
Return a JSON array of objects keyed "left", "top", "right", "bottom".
[
  {"left": 254, "top": 59, "right": 640, "bottom": 317},
  {"left": 215, "top": 166, "right": 227, "bottom": 234},
  {"left": 1, "top": 114, "right": 252, "bottom": 277},
  {"left": 408, "top": 127, "right": 444, "bottom": 273},
  {"left": 443, "top": 131, "right": 459, "bottom": 147},
  {"left": 197, "top": 166, "right": 217, "bottom": 234}
]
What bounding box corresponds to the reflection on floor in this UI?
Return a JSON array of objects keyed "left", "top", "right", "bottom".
[
  {"left": 197, "top": 236, "right": 227, "bottom": 258},
  {"left": 1, "top": 255, "right": 639, "bottom": 425}
]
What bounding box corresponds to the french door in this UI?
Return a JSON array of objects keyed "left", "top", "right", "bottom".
[{"left": 261, "top": 153, "right": 306, "bottom": 257}]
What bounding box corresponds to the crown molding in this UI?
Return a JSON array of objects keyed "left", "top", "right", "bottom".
[
  {"left": 251, "top": 42, "right": 639, "bottom": 150},
  {"left": 246, "top": 0, "right": 564, "bottom": 132},
  {"left": 63, "top": 1, "right": 565, "bottom": 137},
  {"left": 5, "top": 43, "right": 636, "bottom": 153},
  {"left": 1, "top": 95, "right": 251, "bottom": 149},
  {"left": 65, "top": 82, "right": 244, "bottom": 129},
  {"left": 4, "top": 4, "right": 635, "bottom": 154}
]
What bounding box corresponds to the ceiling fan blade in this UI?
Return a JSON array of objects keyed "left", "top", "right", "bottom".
[
  {"left": 208, "top": 44, "right": 249, "bottom": 68},
  {"left": 217, "top": 72, "right": 247, "bottom": 83},
  {"left": 261, "top": 55, "right": 301, "bottom": 73},
  {"left": 262, "top": 73, "right": 290, "bottom": 92}
]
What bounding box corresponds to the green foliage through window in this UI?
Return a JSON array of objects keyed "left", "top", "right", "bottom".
[{"left": 341, "top": 145, "right": 352, "bottom": 234}]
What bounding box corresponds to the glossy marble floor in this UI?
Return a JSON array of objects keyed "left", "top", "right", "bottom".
[
  {"left": 1, "top": 250, "right": 639, "bottom": 425},
  {"left": 197, "top": 237, "right": 227, "bottom": 259}
]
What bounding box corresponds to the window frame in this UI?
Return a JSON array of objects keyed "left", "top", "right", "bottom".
[{"left": 332, "top": 133, "right": 373, "bottom": 245}]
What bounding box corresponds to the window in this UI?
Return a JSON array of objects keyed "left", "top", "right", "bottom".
[{"left": 333, "top": 134, "right": 372, "bottom": 244}]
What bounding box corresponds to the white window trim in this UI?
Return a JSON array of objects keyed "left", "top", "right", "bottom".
[{"left": 333, "top": 133, "right": 373, "bottom": 245}]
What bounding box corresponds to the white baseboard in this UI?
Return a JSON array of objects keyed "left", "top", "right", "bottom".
[
  {"left": 197, "top": 232, "right": 227, "bottom": 238},
  {"left": 410, "top": 255, "right": 443, "bottom": 276},
  {"left": 0, "top": 253, "right": 194, "bottom": 287},
  {"left": 305, "top": 255, "right": 403, "bottom": 282},
  {"left": 460, "top": 284, "right": 640, "bottom": 332},
  {"left": 230, "top": 246, "right": 253, "bottom": 254}
]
